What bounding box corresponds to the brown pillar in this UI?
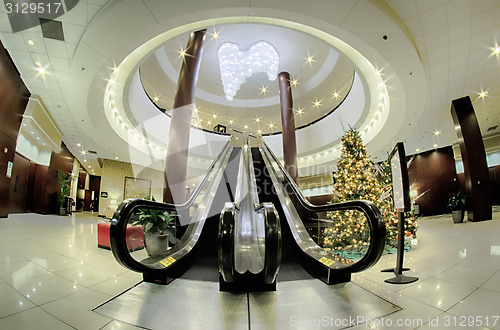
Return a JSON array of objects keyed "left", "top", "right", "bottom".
[
  {"left": 450, "top": 96, "right": 491, "bottom": 221},
  {"left": 278, "top": 72, "right": 298, "bottom": 184},
  {"left": 163, "top": 29, "right": 207, "bottom": 203}
]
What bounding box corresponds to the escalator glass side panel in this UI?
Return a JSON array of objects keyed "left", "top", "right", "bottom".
[
  {"left": 258, "top": 143, "right": 386, "bottom": 276},
  {"left": 110, "top": 141, "right": 235, "bottom": 275}
]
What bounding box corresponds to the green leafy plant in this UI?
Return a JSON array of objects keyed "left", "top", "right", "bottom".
[
  {"left": 57, "top": 170, "right": 71, "bottom": 208},
  {"left": 448, "top": 190, "right": 467, "bottom": 211},
  {"left": 132, "top": 208, "right": 178, "bottom": 235}
]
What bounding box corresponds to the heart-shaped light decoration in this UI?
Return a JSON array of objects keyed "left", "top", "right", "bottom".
[{"left": 218, "top": 41, "right": 279, "bottom": 101}]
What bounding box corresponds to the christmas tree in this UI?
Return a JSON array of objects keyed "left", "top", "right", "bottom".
[{"left": 322, "top": 127, "right": 418, "bottom": 255}]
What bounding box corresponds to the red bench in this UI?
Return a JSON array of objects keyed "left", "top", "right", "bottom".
[{"left": 97, "top": 221, "right": 144, "bottom": 251}]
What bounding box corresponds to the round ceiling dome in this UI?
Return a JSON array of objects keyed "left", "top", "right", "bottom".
[{"left": 139, "top": 23, "right": 356, "bottom": 136}]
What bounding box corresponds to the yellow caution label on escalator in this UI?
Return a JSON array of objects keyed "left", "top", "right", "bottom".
[
  {"left": 319, "top": 257, "right": 334, "bottom": 267},
  {"left": 160, "top": 256, "right": 176, "bottom": 268}
]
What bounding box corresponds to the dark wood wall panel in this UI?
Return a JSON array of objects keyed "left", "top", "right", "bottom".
[
  {"left": 0, "top": 41, "right": 30, "bottom": 217},
  {"left": 32, "top": 164, "right": 48, "bottom": 214},
  {"left": 490, "top": 165, "right": 500, "bottom": 205},
  {"left": 450, "top": 96, "right": 491, "bottom": 221},
  {"left": 9, "top": 153, "right": 30, "bottom": 213},
  {"left": 25, "top": 162, "right": 37, "bottom": 212},
  {"left": 89, "top": 175, "right": 101, "bottom": 212},
  {"left": 407, "top": 146, "right": 458, "bottom": 216},
  {"left": 0, "top": 132, "right": 16, "bottom": 217}
]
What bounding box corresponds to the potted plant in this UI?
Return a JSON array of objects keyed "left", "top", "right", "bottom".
[
  {"left": 448, "top": 190, "right": 467, "bottom": 223},
  {"left": 57, "top": 171, "right": 71, "bottom": 216},
  {"left": 132, "top": 202, "right": 178, "bottom": 257}
]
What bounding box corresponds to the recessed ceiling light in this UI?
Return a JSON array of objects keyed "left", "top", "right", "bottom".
[
  {"left": 115, "top": 157, "right": 118, "bottom": 160},
  {"left": 88, "top": 166, "right": 91, "bottom": 168},
  {"left": 36, "top": 66, "right": 45, "bottom": 74},
  {"left": 433, "top": 144, "right": 438, "bottom": 148},
  {"left": 81, "top": 150, "right": 86, "bottom": 155},
  {"left": 83, "top": 159, "right": 87, "bottom": 162},
  {"left": 434, "top": 130, "right": 441, "bottom": 136},
  {"left": 491, "top": 45, "right": 500, "bottom": 56},
  {"left": 153, "top": 96, "right": 159, "bottom": 102},
  {"left": 210, "top": 30, "right": 220, "bottom": 40},
  {"left": 23, "top": 123, "right": 26, "bottom": 126},
  {"left": 257, "top": 129, "right": 262, "bottom": 134},
  {"left": 113, "top": 66, "right": 118, "bottom": 72},
  {"left": 331, "top": 92, "right": 340, "bottom": 99},
  {"left": 244, "top": 124, "right": 248, "bottom": 130},
  {"left": 290, "top": 78, "right": 298, "bottom": 86},
  {"left": 305, "top": 54, "right": 315, "bottom": 65},
  {"left": 478, "top": 90, "right": 488, "bottom": 99},
  {"left": 177, "top": 46, "right": 187, "bottom": 58},
  {"left": 212, "top": 113, "right": 217, "bottom": 118},
  {"left": 313, "top": 100, "right": 321, "bottom": 108},
  {"left": 207, "top": 121, "right": 212, "bottom": 125},
  {"left": 42, "top": 143, "right": 45, "bottom": 146},
  {"left": 415, "top": 148, "right": 420, "bottom": 152},
  {"left": 36, "top": 137, "right": 39, "bottom": 140},
  {"left": 255, "top": 117, "right": 260, "bottom": 123},
  {"left": 27, "top": 40, "right": 35, "bottom": 46},
  {"left": 30, "top": 131, "right": 34, "bottom": 134},
  {"left": 268, "top": 122, "right": 275, "bottom": 128},
  {"left": 259, "top": 86, "right": 268, "bottom": 95},
  {"left": 76, "top": 143, "right": 81, "bottom": 147}
]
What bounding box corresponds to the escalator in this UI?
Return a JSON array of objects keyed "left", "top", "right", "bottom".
[
  {"left": 254, "top": 142, "right": 386, "bottom": 284},
  {"left": 100, "top": 140, "right": 389, "bottom": 328},
  {"left": 109, "top": 140, "right": 242, "bottom": 284},
  {"left": 109, "top": 138, "right": 385, "bottom": 288}
]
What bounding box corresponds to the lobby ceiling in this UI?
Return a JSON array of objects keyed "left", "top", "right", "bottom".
[
  {"left": 0, "top": 0, "right": 499, "bottom": 177},
  {"left": 139, "top": 23, "right": 355, "bottom": 136}
]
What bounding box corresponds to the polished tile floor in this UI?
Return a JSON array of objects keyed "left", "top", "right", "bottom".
[{"left": 0, "top": 208, "right": 499, "bottom": 329}]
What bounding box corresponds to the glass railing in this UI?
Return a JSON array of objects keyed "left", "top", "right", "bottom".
[
  {"left": 110, "top": 140, "right": 234, "bottom": 281},
  {"left": 259, "top": 141, "right": 385, "bottom": 278}
]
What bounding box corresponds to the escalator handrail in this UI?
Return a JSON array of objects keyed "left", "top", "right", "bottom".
[
  {"left": 110, "top": 140, "right": 232, "bottom": 273},
  {"left": 262, "top": 202, "right": 281, "bottom": 284},
  {"left": 260, "top": 141, "right": 386, "bottom": 272},
  {"left": 218, "top": 202, "right": 235, "bottom": 283}
]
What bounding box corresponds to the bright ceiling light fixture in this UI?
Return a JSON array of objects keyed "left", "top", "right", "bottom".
[
  {"left": 210, "top": 29, "right": 220, "bottom": 40},
  {"left": 491, "top": 44, "right": 500, "bottom": 56},
  {"left": 259, "top": 86, "right": 268, "bottom": 95},
  {"left": 218, "top": 41, "right": 279, "bottom": 101},
  {"left": 478, "top": 90, "right": 488, "bottom": 99}
]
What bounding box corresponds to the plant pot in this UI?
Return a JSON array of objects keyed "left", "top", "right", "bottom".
[
  {"left": 452, "top": 210, "right": 464, "bottom": 223},
  {"left": 144, "top": 232, "right": 169, "bottom": 257},
  {"left": 59, "top": 207, "right": 66, "bottom": 216}
]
